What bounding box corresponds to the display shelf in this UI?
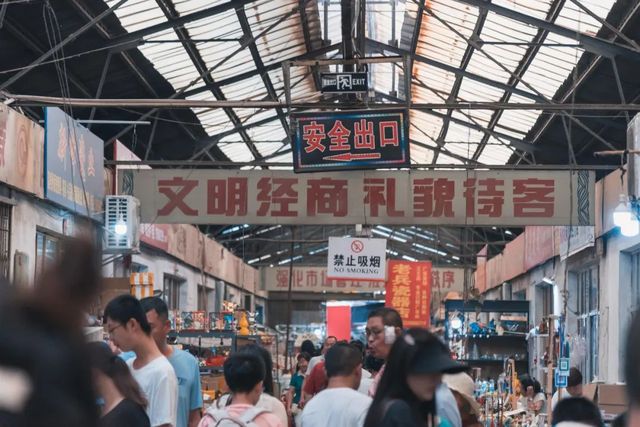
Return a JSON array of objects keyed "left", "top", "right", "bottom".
[
  {"left": 199, "top": 366, "right": 224, "bottom": 374},
  {"left": 454, "top": 334, "right": 527, "bottom": 340},
  {"left": 445, "top": 300, "right": 530, "bottom": 379},
  {"left": 457, "top": 359, "right": 528, "bottom": 364}
]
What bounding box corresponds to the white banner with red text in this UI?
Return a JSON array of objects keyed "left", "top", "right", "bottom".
[
  {"left": 120, "top": 169, "right": 595, "bottom": 226},
  {"left": 261, "top": 265, "right": 465, "bottom": 294}
]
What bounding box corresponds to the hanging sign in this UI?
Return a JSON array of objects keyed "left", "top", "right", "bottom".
[
  {"left": 291, "top": 109, "right": 409, "bottom": 172},
  {"left": 320, "top": 72, "right": 368, "bottom": 93},
  {"left": 44, "top": 107, "right": 104, "bottom": 216},
  {"left": 557, "top": 226, "right": 595, "bottom": 260},
  {"left": 555, "top": 370, "right": 569, "bottom": 388},
  {"left": 327, "top": 237, "right": 387, "bottom": 281},
  {"left": 120, "top": 169, "right": 595, "bottom": 226},
  {"left": 261, "top": 265, "right": 464, "bottom": 294},
  {"left": 385, "top": 260, "right": 432, "bottom": 327}
]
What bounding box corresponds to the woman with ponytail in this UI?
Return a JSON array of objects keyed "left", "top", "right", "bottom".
[{"left": 87, "top": 342, "right": 150, "bottom": 427}]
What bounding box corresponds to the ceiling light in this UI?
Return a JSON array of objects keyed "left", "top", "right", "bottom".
[
  {"left": 114, "top": 217, "right": 128, "bottom": 236},
  {"left": 613, "top": 194, "right": 633, "bottom": 228},
  {"left": 621, "top": 218, "right": 640, "bottom": 237}
]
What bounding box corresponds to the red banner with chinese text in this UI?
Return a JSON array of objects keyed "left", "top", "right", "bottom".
[{"left": 385, "top": 260, "right": 432, "bottom": 328}]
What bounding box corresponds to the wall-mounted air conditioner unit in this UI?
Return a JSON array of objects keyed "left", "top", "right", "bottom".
[{"left": 104, "top": 195, "right": 140, "bottom": 253}]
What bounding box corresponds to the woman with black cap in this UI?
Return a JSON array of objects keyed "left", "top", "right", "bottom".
[{"left": 363, "top": 328, "right": 467, "bottom": 427}]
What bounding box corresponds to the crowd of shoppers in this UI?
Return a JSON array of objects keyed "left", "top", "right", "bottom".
[{"left": 9, "top": 238, "right": 640, "bottom": 427}]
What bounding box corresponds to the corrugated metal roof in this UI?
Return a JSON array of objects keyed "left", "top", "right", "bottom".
[{"left": 104, "top": 0, "right": 619, "bottom": 166}]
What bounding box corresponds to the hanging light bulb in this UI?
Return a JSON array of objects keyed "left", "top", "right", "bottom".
[
  {"left": 621, "top": 218, "right": 640, "bottom": 237},
  {"left": 613, "top": 194, "right": 632, "bottom": 227},
  {"left": 114, "top": 215, "right": 128, "bottom": 236}
]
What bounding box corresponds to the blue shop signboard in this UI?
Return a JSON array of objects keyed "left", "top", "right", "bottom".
[
  {"left": 44, "top": 107, "right": 104, "bottom": 217},
  {"left": 291, "top": 109, "right": 409, "bottom": 173}
]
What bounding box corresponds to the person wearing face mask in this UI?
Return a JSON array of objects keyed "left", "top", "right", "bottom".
[
  {"left": 363, "top": 329, "right": 467, "bottom": 427},
  {"left": 366, "top": 308, "right": 463, "bottom": 427}
]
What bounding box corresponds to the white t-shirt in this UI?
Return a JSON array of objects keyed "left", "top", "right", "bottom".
[
  {"left": 357, "top": 369, "right": 373, "bottom": 395},
  {"left": 217, "top": 393, "right": 288, "bottom": 426},
  {"left": 127, "top": 356, "right": 178, "bottom": 427},
  {"left": 551, "top": 388, "right": 580, "bottom": 410},
  {"left": 300, "top": 387, "right": 372, "bottom": 427},
  {"left": 306, "top": 355, "right": 324, "bottom": 376}
]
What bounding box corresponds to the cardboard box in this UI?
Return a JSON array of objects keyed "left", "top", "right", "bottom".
[
  {"left": 580, "top": 383, "right": 627, "bottom": 418},
  {"left": 598, "top": 384, "right": 626, "bottom": 417},
  {"left": 94, "top": 278, "right": 130, "bottom": 315}
]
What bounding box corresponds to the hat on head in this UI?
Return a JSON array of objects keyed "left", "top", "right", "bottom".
[
  {"left": 406, "top": 334, "right": 467, "bottom": 375},
  {"left": 443, "top": 373, "right": 481, "bottom": 417}
]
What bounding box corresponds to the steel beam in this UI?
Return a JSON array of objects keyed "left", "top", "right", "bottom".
[
  {"left": 11, "top": 94, "right": 640, "bottom": 112},
  {"left": 374, "top": 91, "right": 537, "bottom": 153},
  {"left": 433, "top": 9, "right": 488, "bottom": 163},
  {"left": 471, "top": 0, "right": 566, "bottom": 161},
  {"left": 2, "top": 20, "right": 94, "bottom": 98},
  {"left": 407, "top": 76, "right": 533, "bottom": 164},
  {"left": 154, "top": 0, "right": 262, "bottom": 161},
  {"left": 236, "top": 8, "right": 290, "bottom": 135},
  {"left": 76, "top": 0, "right": 259, "bottom": 54},
  {"left": 529, "top": 0, "right": 640, "bottom": 145},
  {"left": 67, "top": 0, "right": 205, "bottom": 149},
  {"left": 298, "top": 0, "right": 321, "bottom": 90},
  {"left": 423, "top": 4, "right": 618, "bottom": 154},
  {"left": 366, "top": 38, "right": 544, "bottom": 102},
  {"left": 409, "top": 0, "right": 425, "bottom": 57},
  {"left": 104, "top": 159, "right": 615, "bottom": 170},
  {"left": 181, "top": 43, "right": 341, "bottom": 98},
  {"left": 105, "top": 4, "right": 302, "bottom": 148},
  {"left": 88, "top": 52, "right": 112, "bottom": 128},
  {"left": 0, "top": 0, "right": 128, "bottom": 91},
  {"left": 452, "top": 0, "right": 640, "bottom": 61}
]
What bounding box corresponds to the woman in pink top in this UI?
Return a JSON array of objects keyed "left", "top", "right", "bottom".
[{"left": 199, "top": 353, "right": 283, "bottom": 427}]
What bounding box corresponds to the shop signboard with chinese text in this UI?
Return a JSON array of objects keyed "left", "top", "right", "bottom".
[
  {"left": 385, "top": 260, "right": 432, "bottom": 327},
  {"left": 262, "top": 266, "right": 463, "bottom": 294},
  {"left": 557, "top": 226, "right": 595, "bottom": 261},
  {"left": 291, "top": 109, "right": 409, "bottom": 172},
  {"left": 44, "top": 107, "right": 104, "bottom": 216},
  {"left": 327, "top": 237, "right": 386, "bottom": 281},
  {"left": 140, "top": 223, "right": 170, "bottom": 252},
  {"left": 121, "top": 169, "right": 595, "bottom": 226},
  {"left": 0, "top": 106, "right": 44, "bottom": 197},
  {"left": 320, "top": 72, "right": 368, "bottom": 93}
]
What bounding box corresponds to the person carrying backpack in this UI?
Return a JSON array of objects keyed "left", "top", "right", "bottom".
[{"left": 199, "top": 353, "right": 282, "bottom": 427}]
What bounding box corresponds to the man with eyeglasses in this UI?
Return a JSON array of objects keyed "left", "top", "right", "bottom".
[
  {"left": 104, "top": 295, "right": 178, "bottom": 427},
  {"left": 366, "top": 307, "right": 463, "bottom": 427}
]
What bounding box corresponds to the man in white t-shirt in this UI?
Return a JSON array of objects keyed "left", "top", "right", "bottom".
[
  {"left": 105, "top": 295, "right": 178, "bottom": 427},
  {"left": 300, "top": 343, "right": 372, "bottom": 427},
  {"left": 299, "top": 335, "right": 337, "bottom": 407},
  {"left": 306, "top": 336, "right": 337, "bottom": 376},
  {"left": 551, "top": 367, "right": 583, "bottom": 410}
]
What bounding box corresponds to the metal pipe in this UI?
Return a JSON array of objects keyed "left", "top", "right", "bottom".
[
  {"left": 104, "top": 160, "right": 619, "bottom": 170},
  {"left": 10, "top": 94, "right": 640, "bottom": 110},
  {"left": 0, "top": 0, "right": 129, "bottom": 91},
  {"left": 594, "top": 150, "right": 640, "bottom": 157},
  {"left": 290, "top": 56, "right": 404, "bottom": 66},
  {"left": 452, "top": 0, "right": 640, "bottom": 61}
]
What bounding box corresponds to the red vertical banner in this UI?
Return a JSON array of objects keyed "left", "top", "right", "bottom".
[
  {"left": 385, "top": 260, "right": 432, "bottom": 328},
  {"left": 326, "top": 305, "right": 351, "bottom": 341}
]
